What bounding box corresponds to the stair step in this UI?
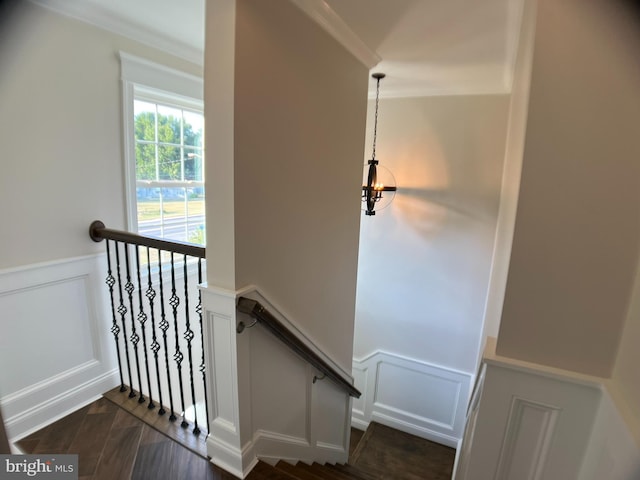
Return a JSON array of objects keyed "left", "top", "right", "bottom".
[
  {"left": 326, "top": 463, "right": 379, "bottom": 480},
  {"left": 275, "top": 461, "right": 326, "bottom": 480},
  {"left": 293, "top": 462, "right": 355, "bottom": 480},
  {"left": 272, "top": 460, "right": 378, "bottom": 480},
  {"left": 248, "top": 461, "right": 300, "bottom": 479}
]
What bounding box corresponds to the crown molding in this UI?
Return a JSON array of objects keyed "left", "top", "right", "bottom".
[
  {"left": 288, "top": 0, "right": 381, "bottom": 70},
  {"left": 28, "top": 0, "right": 204, "bottom": 66},
  {"left": 378, "top": 83, "right": 511, "bottom": 99}
]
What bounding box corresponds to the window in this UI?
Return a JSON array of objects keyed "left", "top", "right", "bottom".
[{"left": 120, "top": 52, "right": 205, "bottom": 246}]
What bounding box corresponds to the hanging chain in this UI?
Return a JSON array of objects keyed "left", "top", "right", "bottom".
[{"left": 371, "top": 75, "right": 381, "bottom": 161}]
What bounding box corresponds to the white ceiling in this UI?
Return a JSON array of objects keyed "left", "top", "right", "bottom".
[{"left": 30, "top": 0, "right": 525, "bottom": 97}]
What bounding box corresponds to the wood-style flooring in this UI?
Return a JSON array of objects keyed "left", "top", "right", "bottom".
[
  {"left": 16, "top": 397, "right": 231, "bottom": 480},
  {"left": 16, "top": 397, "right": 455, "bottom": 480}
]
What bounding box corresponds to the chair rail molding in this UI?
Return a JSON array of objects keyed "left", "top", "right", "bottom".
[{"left": 454, "top": 338, "right": 640, "bottom": 480}]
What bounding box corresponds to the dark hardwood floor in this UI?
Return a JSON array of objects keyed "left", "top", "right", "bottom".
[
  {"left": 16, "top": 397, "right": 455, "bottom": 480},
  {"left": 16, "top": 397, "right": 232, "bottom": 480}
]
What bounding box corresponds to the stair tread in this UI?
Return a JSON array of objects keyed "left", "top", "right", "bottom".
[
  {"left": 249, "top": 461, "right": 300, "bottom": 479},
  {"left": 294, "top": 462, "right": 356, "bottom": 480},
  {"left": 305, "top": 463, "right": 363, "bottom": 480},
  {"left": 276, "top": 461, "right": 327, "bottom": 480},
  {"left": 327, "top": 463, "right": 380, "bottom": 480}
]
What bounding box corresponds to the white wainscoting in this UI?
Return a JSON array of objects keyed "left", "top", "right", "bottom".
[
  {"left": 352, "top": 351, "right": 472, "bottom": 448},
  {"left": 201, "top": 285, "right": 353, "bottom": 478},
  {"left": 0, "top": 255, "right": 119, "bottom": 441},
  {"left": 455, "top": 337, "right": 607, "bottom": 480}
]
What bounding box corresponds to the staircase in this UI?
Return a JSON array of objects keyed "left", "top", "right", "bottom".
[
  {"left": 249, "top": 460, "right": 378, "bottom": 479},
  {"left": 245, "top": 422, "right": 456, "bottom": 480}
]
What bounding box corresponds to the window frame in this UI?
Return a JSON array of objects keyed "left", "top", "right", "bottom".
[{"left": 120, "top": 52, "right": 204, "bottom": 238}]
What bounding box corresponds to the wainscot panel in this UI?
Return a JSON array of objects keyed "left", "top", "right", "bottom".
[
  {"left": 0, "top": 255, "right": 119, "bottom": 441},
  {"left": 352, "top": 351, "right": 472, "bottom": 448}
]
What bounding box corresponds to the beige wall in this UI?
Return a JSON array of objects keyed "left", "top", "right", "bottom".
[
  {"left": 354, "top": 94, "right": 509, "bottom": 373},
  {"left": 0, "top": 2, "right": 202, "bottom": 269},
  {"left": 205, "top": 0, "right": 368, "bottom": 370},
  {"left": 496, "top": 0, "right": 640, "bottom": 376}
]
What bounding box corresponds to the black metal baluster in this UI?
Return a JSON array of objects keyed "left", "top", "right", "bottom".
[
  {"left": 182, "top": 255, "right": 200, "bottom": 434},
  {"left": 146, "top": 247, "right": 166, "bottom": 416},
  {"left": 135, "top": 247, "right": 155, "bottom": 410},
  {"left": 196, "top": 257, "right": 210, "bottom": 434},
  {"left": 158, "top": 252, "right": 175, "bottom": 420},
  {"left": 105, "top": 239, "right": 126, "bottom": 392},
  {"left": 114, "top": 242, "right": 135, "bottom": 397},
  {"left": 169, "top": 252, "right": 188, "bottom": 428},
  {"left": 124, "top": 243, "right": 145, "bottom": 403}
]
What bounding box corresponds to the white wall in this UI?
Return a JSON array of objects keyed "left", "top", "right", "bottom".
[
  {"left": 355, "top": 95, "right": 508, "bottom": 372},
  {"left": 0, "top": 2, "right": 202, "bottom": 270},
  {"left": 352, "top": 93, "right": 509, "bottom": 443},
  {"left": 0, "top": 2, "right": 203, "bottom": 439}
]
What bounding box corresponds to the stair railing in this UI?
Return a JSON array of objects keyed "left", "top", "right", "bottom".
[
  {"left": 89, "top": 220, "right": 209, "bottom": 435},
  {"left": 236, "top": 297, "right": 361, "bottom": 398}
]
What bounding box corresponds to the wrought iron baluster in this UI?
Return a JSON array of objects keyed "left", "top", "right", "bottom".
[
  {"left": 170, "top": 252, "right": 188, "bottom": 428},
  {"left": 105, "top": 239, "right": 126, "bottom": 392},
  {"left": 183, "top": 255, "right": 200, "bottom": 435},
  {"left": 114, "top": 242, "right": 135, "bottom": 397},
  {"left": 135, "top": 246, "right": 155, "bottom": 410},
  {"left": 158, "top": 252, "right": 175, "bottom": 420},
  {"left": 197, "top": 257, "right": 210, "bottom": 434},
  {"left": 124, "top": 243, "right": 145, "bottom": 403},
  {"left": 146, "top": 247, "right": 165, "bottom": 415}
]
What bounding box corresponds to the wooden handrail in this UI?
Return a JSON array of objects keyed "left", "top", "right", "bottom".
[
  {"left": 237, "top": 297, "right": 361, "bottom": 398},
  {"left": 89, "top": 220, "right": 205, "bottom": 258}
]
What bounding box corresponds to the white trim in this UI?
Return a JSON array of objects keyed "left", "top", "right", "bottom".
[
  {"left": 494, "top": 397, "right": 560, "bottom": 480},
  {"left": 458, "top": 341, "right": 606, "bottom": 480},
  {"left": 378, "top": 84, "right": 511, "bottom": 100},
  {"left": 482, "top": 337, "right": 605, "bottom": 389},
  {"left": 119, "top": 52, "right": 204, "bottom": 234},
  {"left": 1, "top": 360, "right": 100, "bottom": 406},
  {"left": 28, "top": 0, "right": 203, "bottom": 66},
  {"left": 200, "top": 286, "right": 246, "bottom": 476},
  {"left": 120, "top": 52, "right": 203, "bottom": 101},
  {"left": 7, "top": 370, "right": 119, "bottom": 444},
  {"left": 352, "top": 351, "right": 472, "bottom": 449},
  {"left": 477, "top": 0, "right": 538, "bottom": 364},
  {"left": 287, "top": 0, "right": 380, "bottom": 69},
  {"left": 503, "top": 0, "right": 527, "bottom": 92},
  {"left": 200, "top": 283, "right": 353, "bottom": 475},
  {"left": 0, "top": 254, "right": 119, "bottom": 440},
  {"left": 205, "top": 434, "right": 246, "bottom": 479}
]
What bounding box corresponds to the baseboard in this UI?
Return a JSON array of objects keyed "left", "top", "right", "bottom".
[
  {"left": 251, "top": 429, "right": 346, "bottom": 467},
  {"left": 0, "top": 254, "right": 119, "bottom": 440},
  {"left": 206, "top": 434, "right": 246, "bottom": 479},
  {"left": 352, "top": 351, "right": 472, "bottom": 448},
  {"left": 6, "top": 369, "right": 119, "bottom": 443}
]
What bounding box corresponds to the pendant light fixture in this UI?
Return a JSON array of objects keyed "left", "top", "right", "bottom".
[{"left": 362, "top": 72, "right": 396, "bottom": 216}]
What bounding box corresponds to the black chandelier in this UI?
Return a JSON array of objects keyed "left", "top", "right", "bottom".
[{"left": 362, "top": 72, "right": 396, "bottom": 216}]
